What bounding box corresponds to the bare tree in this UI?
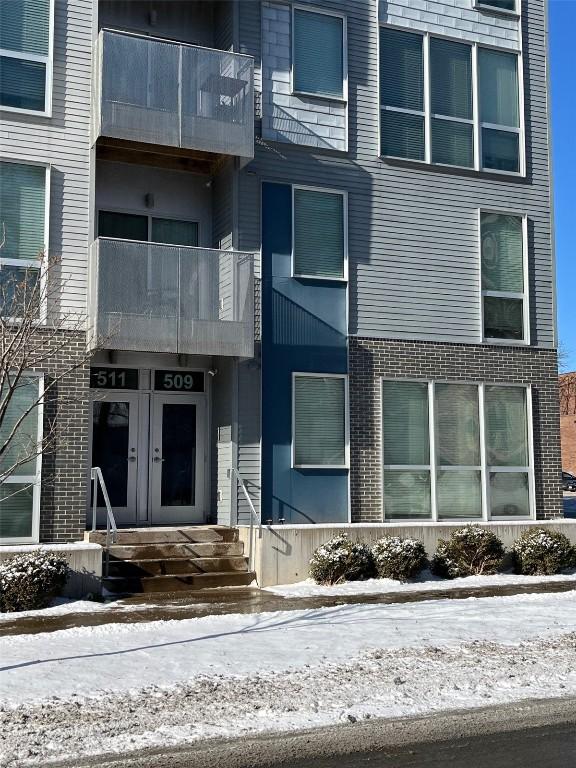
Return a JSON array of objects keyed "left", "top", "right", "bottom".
[
  {"left": 0, "top": 246, "right": 97, "bottom": 492},
  {"left": 560, "top": 372, "right": 576, "bottom": 418},
  {"left": 558, "top": 340, "right": 571, "bottom": 374}
]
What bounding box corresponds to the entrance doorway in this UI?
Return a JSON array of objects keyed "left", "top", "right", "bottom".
[{"left": 89, "top": 368, "right": 207, "bottom": 526}]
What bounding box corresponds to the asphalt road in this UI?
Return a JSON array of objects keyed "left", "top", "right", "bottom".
[{"left": 53, "top": 696, "right": 576, "bottom": 768}]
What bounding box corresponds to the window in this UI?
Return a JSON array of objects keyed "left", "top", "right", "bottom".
[
  {"left": 0, "top": 160, "right": 47, "bottom": 317},
  {"left": 293, "top": 188, "right": 346, "bottom": 279},
  {"left": 485, "top": 386, "right": 531, "bottom": 517},
  {"left": 478, "top": 49, "right": 521, "bottom": 172},
  {"left": 293, "top": 8, "right": 345, "bottom": 99},
  {"left": 382, "top": 380, "right": 431, "bottom": 519},
  {"left": 0, "top": 376, "right": 42, "bottom": 541},
  {"left": 98, "top": 211, "right": 199, "bottom": 247},
  {"left": 430, "top": 38, "right": 473, "bottom": 168},
  {"left": 0, "top": 0, "right": 52, "bottom": 115},
  {"left": 481, "top": 211, "right": 527, "bottom": 342},
  {"left": 380, "top": 28, "right": 425, "bottom": 161},
  {"left": 382, "top": 380, "right": 533, "bottom": 521},
  {"left": 476, "top": 0, "right": 517, "bottom": 14},
  {"left": 293, "top": 374, "right": 348, "bottom": 467},
  {"left": 379, "top": 28, "right": 523, "bottom": 174}
]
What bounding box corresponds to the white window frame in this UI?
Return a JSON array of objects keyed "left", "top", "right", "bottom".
[
  {"left": 378, "top": 25, "right": 525, "bottom": 177},
  {"left": 292, "top": 372, "right": 350, "bottom": 470},
  {"left": 290, "top": 5, "right": 348, "bottom": 103},
  {"left": 0, "top": 372, "right": 44, "bottom": 544},
  {"left": 473, "top": 0, "right": 520, "bottom": 19},
  {"left": 0, "top": 0, "right": 54, "bottom": 118},
  {"left": 0, "top": 157, "right": 50, "bottom": 326},
  {"left": 381, "top": 378, "right": 535, "bottom": 523},
  {"left": 478, "top": 208, "right": 530, "bottom": 345},
  {"left": 291, "top": 184, "right": 348, "bottom": 282}
]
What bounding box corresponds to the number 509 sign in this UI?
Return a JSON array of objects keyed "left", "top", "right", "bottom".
[{"left": 154, "top": 370, "right": 204, "bottom": 393}]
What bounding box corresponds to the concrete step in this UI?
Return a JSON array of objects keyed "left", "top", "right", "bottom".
[
  {"left": 107, "top": 556, "right": 250, "bottom": 577},
  {"left": 103, "top": 571, "right": 257, "bottom": 594},
  {"left": 106, "top": 541, "right": 245, "bottom": 561},
  {"left": 86, "top": 526, "right": 238, "bottom": 546}
]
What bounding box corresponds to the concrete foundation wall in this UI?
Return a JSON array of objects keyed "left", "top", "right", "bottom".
[
  {"left": 0, "top": 543, "right": 102, "bottom": 598},
  {"left": 242, "top": 522, "right": 576, "bottom": 587}
]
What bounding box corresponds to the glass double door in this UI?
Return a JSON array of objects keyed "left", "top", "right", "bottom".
[{"left": 91, "top": 392, "right": 205, "bottom": 526}]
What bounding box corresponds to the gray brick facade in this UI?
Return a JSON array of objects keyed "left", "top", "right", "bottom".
[
  {"left": 349, "top": 337, "right": 563, "bottom": 523},
  {"left": 37, "top": 330, "right": 90, "bottom": 543}
]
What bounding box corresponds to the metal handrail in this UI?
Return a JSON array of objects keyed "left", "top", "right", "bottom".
[
  {"left": 90, "top": 467, "right": 118, "bottom": 577},
  {"left": 228, "top": 467, "right": 261, "bottom": 573}
]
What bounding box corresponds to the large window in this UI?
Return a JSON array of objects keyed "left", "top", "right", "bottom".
[
  {"left": 0, "top": 160, "right": 47, "bottom": 317},
  {"left": 292, "top": 187, "right": 346, "bottom": 279},
  {"left": 379, "top": 27, "right": 523, "bottom": 174},
  {"left": 293, "top": 374, "right": 348, "bottom": 468},
  {"left": 0, "top": 0, "right": 53, "bottom": 115},
  {"left": 382, "top": 380, "right": 533, "bottom": 520},
  {"left": 293, "top": 8, "right": 345, "bottom": 99},
  {"left": 98, "top": 211, "right": 199, "bottom": 247},
  {"left": 481, "top": 211, "right": 527, "bottom": 342},
  {"left": 0, "top": 376, "right": 42, "bottom": 542}
]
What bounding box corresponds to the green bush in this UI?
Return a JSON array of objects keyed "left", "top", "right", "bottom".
[
  {"left": 372, "top": 536, "right": 427, "bottom": 582},
  {"left": 309, "top": 534, "right": 375, "bottom": 585},
  {"left": 513, "top": 528, "right": 576, "bottom": 576},
  {"left": 431, "top": 525, "right": 505, "bottom": 579},
  {"left": 0, "top": 551, "right": 70, "bottom": 612}
]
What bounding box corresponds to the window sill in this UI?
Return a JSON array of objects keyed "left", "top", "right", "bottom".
[
  {"left": 0, "top": 104, "right": 52, "bottom": 118},
  {"left": 293, "top": 465, "right": 349, "bottom": 471},
  {"left": 483, "top": 337, "right": 530, "bottom": 347},
  {"left": 293, "top": 273, "right": 348, "bottom": 283},
  {"left": 291, "top": 89, "right": 347, "bottom": 104},
  {"left": 473, "top": 2, "right": 520, "bottom": 19},
  {"left": 379, "top": 154, "right": 526, "bottom": 181}
]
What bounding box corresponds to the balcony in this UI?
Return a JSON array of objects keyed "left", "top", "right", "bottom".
[
  {"left": 88, "top": 239, "right": 254, "bottom": 358},
  {"left": 92, "top": 30, "right": 254, "bottom": 166}
]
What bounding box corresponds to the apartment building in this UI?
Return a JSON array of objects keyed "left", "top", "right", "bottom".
[{"left": 0, "top": 0, "right": 563, "bottom": 586}]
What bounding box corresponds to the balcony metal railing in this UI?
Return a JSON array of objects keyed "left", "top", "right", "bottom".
[
  {"left": 88, "top": 238, "right": 255, "bottom": 358},
  {"left": 92, "top": 30, "right": 254, "bottom": 160}
]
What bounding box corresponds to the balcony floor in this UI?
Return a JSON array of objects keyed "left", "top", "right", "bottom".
[{"left": 97, "top": 137, "right": 228, "bottom": 175}]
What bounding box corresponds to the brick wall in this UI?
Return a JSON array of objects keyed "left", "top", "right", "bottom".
[
  {"left": 36, "top": 330, "right": 90, "bottom": 543},
  {"left": 349, "top": 337, "right": 563, "bottom": 522}
]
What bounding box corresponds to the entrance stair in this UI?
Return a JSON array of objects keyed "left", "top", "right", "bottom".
[{"left": 85, "top": 526, "right": 256, "bottom": 594}]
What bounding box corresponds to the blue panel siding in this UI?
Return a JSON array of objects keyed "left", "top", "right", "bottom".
[{"left": 262, "top": 182, "right": 349, "bottom": 524}]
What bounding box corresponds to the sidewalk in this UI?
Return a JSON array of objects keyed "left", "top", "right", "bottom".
[{"left": 2, "top": 575, "right": 576, "bottom": 637}]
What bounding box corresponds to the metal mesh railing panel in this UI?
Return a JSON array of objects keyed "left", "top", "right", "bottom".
[
  {"left": 90, "top": 239, "right": 254, "bottom": 357},
  {"left": 97, "top": 31, "right": 254, "bottom": 159}
]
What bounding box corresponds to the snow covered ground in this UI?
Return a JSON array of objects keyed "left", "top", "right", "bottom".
[
  {"left": 2, "top": 590, "right": 576, "bottom": 766},
  {"left": 266, "top": 570, "right": 576, "bottom": 597}
]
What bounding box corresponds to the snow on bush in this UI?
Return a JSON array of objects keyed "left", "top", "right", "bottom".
[
  {"left": 431, "top": 525, "right": 505, "bottom": 579},
  {"left": 309, "top": 534, "right": 375, "bottom": 585},
  {"left": 371, "top": 536, "right": 427, "bottom": 582},
  {"left": 513, "top": 528, "right": 576, "bottom": 576},
  {"left": 0, "top": 551, "right": 70, "bottom": 612}
]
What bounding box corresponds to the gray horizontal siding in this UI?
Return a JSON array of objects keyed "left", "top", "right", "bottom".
[
  {"left": 0, "top": 0, "right": 92, "bottom": 319},
  {"left": 240, "top": 0, "right": 555, "bottom": 348}
]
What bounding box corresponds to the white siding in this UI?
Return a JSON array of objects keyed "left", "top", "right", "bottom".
[
  {"left": 261, "top": 2, "right": 347, "bottom": 152},
  {"left": 0, "top": 0, "right": 93, "bottom": 318}
]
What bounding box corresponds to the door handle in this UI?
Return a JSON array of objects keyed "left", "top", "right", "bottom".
[
  {"left": 153, "top": 456, "right": 165, "bottom": 463},
  {"left": 127, "top": 456, "right": 137, "bottom": 463}
]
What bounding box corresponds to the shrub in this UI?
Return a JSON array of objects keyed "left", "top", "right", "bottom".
[
  {"left": 513, "top": 528, "right": 576, "bottom": 576},
  {"left": 371, "top": 536, "right": 427, "bottom": 581},
  {"left": 309, "top": 534, "right": 375, "bottom": 585},
  {"left": 431, "top": 525, "right": 505, "bottom": 579},
  {"left": 0, "top": 551, "right": 70, "bottom": 612}
]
